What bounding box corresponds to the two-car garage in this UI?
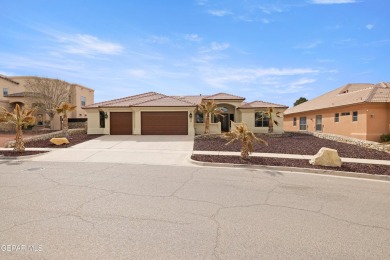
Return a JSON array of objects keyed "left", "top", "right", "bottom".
[{"left": 110, "top": 111, "right": 188, "bottom": 135}]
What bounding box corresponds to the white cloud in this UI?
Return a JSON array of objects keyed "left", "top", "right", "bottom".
[
  {"left": 184, "top": 34, "right": 202, "bottom": 42},
  {"left": 261, "top": 18, "right": 271, "bottom": 24},
  {"left": 310, "top": 0, "right": 357, "bottom": 4},
  {"left": 366, "top": 24, "right": 374, "bottom": 30},
  {"left": 295, "top": 40, "right": 322, "bottom": 49},
  {"left": 199, "top": 42, "right": 230, "bottom": 54},
  {"left": 146, "top": 35, "right": 170, "bottom": 44},
  {"left": 210, "top": 42, "right": 230, "bottom": 51},
  {"left": 207, "top": 10, "right": 232, "bottom": 17},
  {"left": 128, "top": 69, "right": 147, "bottom": 78},
  {"left": 56, "top": 34, "right": 123, "bottom": 56},
  {"left": 258, "top": 5, "right": 284, "bottom": 14},
  {"left": 199, "top": 66, "right": 319, "bottom": 89}
]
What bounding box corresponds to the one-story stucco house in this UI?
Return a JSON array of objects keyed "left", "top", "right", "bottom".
[
  {"left": 284, "top": 82, "right": 390, "bottom": 142},
  {"left": 84, "top": 92, "right": 288, "bottom": 135}
]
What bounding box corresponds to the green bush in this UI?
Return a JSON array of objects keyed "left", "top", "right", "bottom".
[{"left": 380, "top": 133, "right": 390, "bottom": 143}]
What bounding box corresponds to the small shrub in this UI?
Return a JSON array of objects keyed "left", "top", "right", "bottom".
[{"left": 380, "top": 133, "right": 390, "bottom": 143}]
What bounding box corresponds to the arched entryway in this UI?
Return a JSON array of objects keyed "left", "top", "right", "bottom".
[{"left": 212, "top": 103, "right": 236, "bottom": 132}]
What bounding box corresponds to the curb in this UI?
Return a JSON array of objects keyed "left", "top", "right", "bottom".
[
  {"left": 0, "top": 151, "right": 51, "bottom": 160},
  {"left": 188, "top": 157, "right": 390, "bottom": 182}
]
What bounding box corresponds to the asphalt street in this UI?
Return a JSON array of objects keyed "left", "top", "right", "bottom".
[{"left": 0, "top": 160, "right": 389, "bottom": 259}]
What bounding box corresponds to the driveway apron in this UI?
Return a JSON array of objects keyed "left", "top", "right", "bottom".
[{"left": 29, "top": 135, "right": 195, "bottom": 166}]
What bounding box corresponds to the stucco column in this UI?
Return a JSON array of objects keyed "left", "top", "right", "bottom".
[{"left": 133, "top": 108, "right": 141, "bottom": 134}]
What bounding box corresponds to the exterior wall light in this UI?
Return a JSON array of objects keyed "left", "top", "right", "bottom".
[
  {"left": 104, "top": 112, "right": 108, "bottom": 119},
  {"left": 189, "top": 112, "right": 193, "bottom": 119}
]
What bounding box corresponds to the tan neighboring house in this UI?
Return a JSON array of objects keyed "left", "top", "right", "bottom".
[
  {"left": 0, "top": 74, "right": 94, "bottom": 130},
  {"left": 84, "top": 92, "right": 288, "bottom": 135},
  {"left": 284, "top": 82, "right": 390, "bottom": 142}
]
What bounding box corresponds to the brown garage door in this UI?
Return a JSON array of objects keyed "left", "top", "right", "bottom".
[
  {"left": 110, "top": 112, "right": 132, "bottom": 135},
  {"left": 141, "top": 112, "right": 188, "bottom": 135}
]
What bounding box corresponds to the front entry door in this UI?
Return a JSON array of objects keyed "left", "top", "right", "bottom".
[{"left": 221, "top": 113, "right": 229, "bottom": 132}]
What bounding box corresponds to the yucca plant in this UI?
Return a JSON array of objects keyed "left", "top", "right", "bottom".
[
  {"left": 223, "top": 122, "right": 268, "bottom": 160},
  {"left": 56, "top": 102, "right": 77, "bottom": 134},
  {"left": 197, "top": 100, "right": 223, "bottom": 134},
  {"left": 257, "top": 107, "right": 282, "bottom": 133},
  {"left": 0, "top": 104, "right": 36, "bottom": 152}
]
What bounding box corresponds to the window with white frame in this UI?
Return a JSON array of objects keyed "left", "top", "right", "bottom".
[
  {"left": 334, "top": 113, "right": 339, "bottom": 122},
  {"left": 299, "top": 117, "right": 307, "bottom": 131},
  {"left": 352, "top": 111, "right": 358, "bottom": 121},
  {"left": 255, "top": 112, "right": 269, "bottom": 127},
  {"left": 81, "top": 96, "right": 86, "bottom": 107}
]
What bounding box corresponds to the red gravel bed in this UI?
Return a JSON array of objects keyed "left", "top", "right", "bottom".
[
  {"left": 25, "top": 133, "right": 103, "bottom": 148},
  {"left": 0, "top": 133, "right": 103, "bottom": 157},
  {"left": 191, "top": 155, "right": 390, "bottom": 175},
  {"left": 193, "top": 133, "right": 390, "bottom": 160}
]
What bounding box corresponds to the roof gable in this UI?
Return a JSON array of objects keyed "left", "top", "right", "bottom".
[
  {"left": 203, "top": 92, "right": 245, "bottom": 100},
  {"left": 239, "top": 101, "right": 288, "bottom": 109},
  {"left": 285, "top": 82, "right": 389, "bottom": 115},
  {"left": 85, "top": 92, "right": 196, "bottom": 108},
  {"left": 0, "top": 74, "right": 19, "bottom": 85}
]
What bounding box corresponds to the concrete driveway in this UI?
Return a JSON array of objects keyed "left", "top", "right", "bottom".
[{"left": 29, "top": 135, "right": 195, "bottom": 166}]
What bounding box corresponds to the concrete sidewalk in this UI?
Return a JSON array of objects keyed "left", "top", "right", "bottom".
[{"left": 192, "top": 150, "right": 390, "bottom": 166}]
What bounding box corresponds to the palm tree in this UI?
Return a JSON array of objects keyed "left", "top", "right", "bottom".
[
  {"left": 56, "top": 102, "right": 77, "bottom": 134},
  {"left": 257, "top": 107, "right": 282, "bottom": 133},
  {"left": 0, "top": 104, "right": 36, "bottom": 152},
  {"left": 197, "top": 100, "right": 223, "bottom": 134},
  {"left": 223, "top": 122, "right": 268, "bottom": 160}
]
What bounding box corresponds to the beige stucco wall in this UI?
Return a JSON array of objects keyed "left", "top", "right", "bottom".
[
  {"left": 284, "top": 103, "right": 389, "bottom": 141},
  {"left": 240, "top": 108, "right": 286, "bottom": 134},
  {"left": 195, "top": 122, "right": 221, "bottom": 135},
  {"left": 4, "top": 76, "right": 94, "bottom": 130},
  {"left": 86, "top": 107, "right": 197, "bottom": 135}
]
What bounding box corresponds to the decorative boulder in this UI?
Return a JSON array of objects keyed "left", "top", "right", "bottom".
[
  {"left": 50, "top": 137, "right": 69, "bottom": 146},
  {"left": 309, "top": 147, "right": 342, "bottom": 167}
]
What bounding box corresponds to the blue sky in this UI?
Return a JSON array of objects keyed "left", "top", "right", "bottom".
[{"left": 1, "top": 0, "right": 389, "bottom": 106}]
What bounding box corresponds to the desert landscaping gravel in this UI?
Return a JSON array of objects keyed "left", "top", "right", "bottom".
[{"left": 192, "top": 133, "right": 390, "bottom": 175}]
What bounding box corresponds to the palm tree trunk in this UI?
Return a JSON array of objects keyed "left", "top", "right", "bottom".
[
  {"left": 204, "top": 113, "right": 210, "bottom": 134},
  {"left": 268, "top": 120, "right": 274, "bottom": 133},
  {"left": 14, "top": 125, "right": 25, "bottom": 152},
  {"left": 241, "top": 139, "right": 250, "bottom": 160},
  {"left": 63, "top": 113, "right": 69, "bottom": 137}
]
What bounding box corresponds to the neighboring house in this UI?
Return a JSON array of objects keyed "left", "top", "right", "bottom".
[
  {"left": 0, "top": 75, "right": 94, "bottom": 130},
  {"left": 84, "top": 92, "right": 288, "bottom": 135},
  {"left": 284, "top": 82, "right": 390, "bottom": 142}
]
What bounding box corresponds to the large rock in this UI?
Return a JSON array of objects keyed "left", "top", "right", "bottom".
[
  {"left": 309, "top": 147, "right": 342, "bottom": 167},
  {"left": 50, "top": 137, "right": 69, "bottom": 145}
]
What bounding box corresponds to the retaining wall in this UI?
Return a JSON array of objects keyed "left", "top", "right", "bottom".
[{"left": 289, "top": 131, "right": 390, "bottom": 154}]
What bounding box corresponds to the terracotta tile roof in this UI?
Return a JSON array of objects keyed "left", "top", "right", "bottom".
[
  {"left": 285, "top": 82, "right": 389, "bottom": 115},
  {"left": 203, "top": 92, "right": 245, "bottom": 100},
  {"left": 133, "top": 95, "right": 197, "bottom": 107},
  {"left": 0, "top": 74, "right": 19, "bottom": 85},
  {"left": 239, "top": 101, "right": 288, "bottom": 109},
  {"left": 175, "top": 95, "right": 205, "bottom": 105},
  {"left": 85, "top": 92, "right": 196, "bottom": 108}
]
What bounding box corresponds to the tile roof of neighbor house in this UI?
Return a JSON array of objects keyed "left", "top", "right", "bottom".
[
  {"left": 285, "top": 82, "right": 390, "bottom": 115},
  {"left": 4, "top": 92, "right": 40, "bottom": 97},
  {"left": 85, "top": 92, "right": 197, "bottom": 108},
  {"left": 0, "top": 74, "right": 19, "bottom": 85},
  {"left": 239, "top": 101, "right": 288, "bottom": 109}
]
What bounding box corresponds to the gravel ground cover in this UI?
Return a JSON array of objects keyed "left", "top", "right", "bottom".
[
  {"left": 0, "top": 133, "right": 102, "bottom": 157},
  {"left": 192, "top": 133, "right": 390, "bottom": 175}
]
